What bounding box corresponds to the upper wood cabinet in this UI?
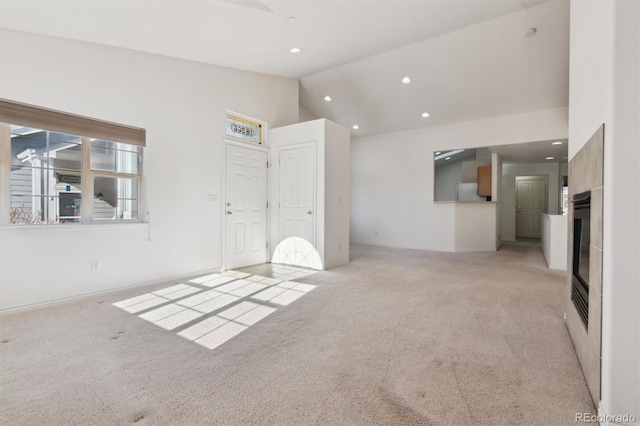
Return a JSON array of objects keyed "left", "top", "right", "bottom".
[{"left": 477, "top": 165, "right": 492, "bottom": 197}]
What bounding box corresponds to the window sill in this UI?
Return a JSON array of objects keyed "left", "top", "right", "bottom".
[{"left": 0, "top": 222, "right": 149, "bottom": 237}]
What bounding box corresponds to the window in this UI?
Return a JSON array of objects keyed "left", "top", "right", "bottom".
[
  {"left": 0, "top": 99, "right": 145, "bottom": 225},
  {"left": 225, "top": 113, "right": 263, "bottom": 145}
]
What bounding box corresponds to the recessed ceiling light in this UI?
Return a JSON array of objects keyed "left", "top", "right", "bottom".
[
  {"left": 401, "top": 77, "right": 411, "bottom": 84},
  {"left": 445, "top": 157, "right": 451, "bottom": 160},
  {"left": 290, "top": 47, "right": 302, "bottom": 54},
  {"left": 546, "top": 156, "right": 554, "bottom": 160},
  {"left": 324, "top": 96, "right": 332, "bottom": 102},
  {"left": 352, "top": 125, "right": 359, "bottom": 130},
  {"left": 421, "top": 112, "right": 430, "bottom": 118},
  {"left": 525, "top": 28, "right": 537, "bottom": 37},
  {"left": 435, "top": 151, "right": 441, "bottom": 155},
  {"left": 552, "top": 141, "right": 563, "bottom": 145},
  {"left": 288, "top": 16, "right": 296, "bottom": 22}
]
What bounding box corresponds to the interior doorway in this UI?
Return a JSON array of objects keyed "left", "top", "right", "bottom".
[
  {"left": 224, "top": 143, "right": 268, "bottom": 270},
  {"left": 515, "top": 176, "right": 548, "bottom": 239}
]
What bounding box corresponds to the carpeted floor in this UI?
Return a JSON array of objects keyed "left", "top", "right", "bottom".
[{"left": 0, "top": 244, "right": 596, "bottom": 425}]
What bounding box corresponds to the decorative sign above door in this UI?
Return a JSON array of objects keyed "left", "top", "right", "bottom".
[{"left": 225, "top": 113, "right": 263, "bottom": 144}]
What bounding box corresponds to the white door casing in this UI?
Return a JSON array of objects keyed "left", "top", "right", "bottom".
[
  {"left": 276, "top": 145, "right": 317, "bottom": 267},
  {"left": 225, "top": 144, "right": 268, "bottom": 269},
  {"left": 516, "top": 177, "right": 548, "bottom": 238}
]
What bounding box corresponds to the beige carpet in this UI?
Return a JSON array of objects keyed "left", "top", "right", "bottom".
[{"left": 0, "top": 244, "right": 595, "bottom": 425}]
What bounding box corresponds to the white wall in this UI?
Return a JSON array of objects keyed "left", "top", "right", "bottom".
[
  {"left": 350, "top": 108, "right": 568, "bottom": 252},
  {"left": 323, "top": 120, "right": 350, "bottom": 268},
  {"left": 461, "top": 160, "right": 491, "bottom": 183},
  {"left": 492, "top": 153, "right": 503, "bottom": 244},
  {"left": 269, "top": 120, "right": 325, "bottom": 269},
  {"left": 501, "top": 162, "right": 560, "bottom": 242},
  {"left": 491, "top": 153, "right": 502, "bottom": 203},
  {"left": 0, "top": 29, "right": 299, "bottom": 311},
  {"left": 298, "top": 104, "right": 317, "bottom": 123},
  {"left": 454, "top": 203, "right": 498, "bottom": 252},
  {"left": 541, "top": 214, "right": 567, "bottom": 270},
  {"left": 568, "top": 0, "right": 613, "bottom": 159},
  {"left": 269, "top": 119, "right": 349, "bottom": 270},
  {"left": 569, "top": 0, "right": 640, "bottom": 421}
]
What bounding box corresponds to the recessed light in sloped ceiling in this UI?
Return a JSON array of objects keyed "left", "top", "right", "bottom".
[{"left": 217, "top": 0, "right": 274, "bottom": 12}]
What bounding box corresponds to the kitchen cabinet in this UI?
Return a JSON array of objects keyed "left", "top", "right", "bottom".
[{"left": 477, "top": 165, "right": 492, "bottom": 197}]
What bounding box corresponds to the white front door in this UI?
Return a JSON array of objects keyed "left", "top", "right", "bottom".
[
  {"left": 225, "top": 144, "right": 267, "bottom": 269},
  {"left": 276, "top": 145, "right": 316, "bottom": 267},
  {"left": 516, "top": 178, "right": 548, "bottom": 238}
]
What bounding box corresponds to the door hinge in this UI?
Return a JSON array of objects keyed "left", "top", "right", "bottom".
[
  {"left": 279, "top": 159, "right": 281, "bottom": 166},
  {"left": 266, "top": 241, "right": 269, "bottom": 249},
  {"left": 266, "top": 201, "right": 269, "bottom": 208},
  {"left": 278, "top": 202, "right": 280, "bottom": 208},
  {"left": 266, "top": 161, "right": 269, "bottom": 168}
]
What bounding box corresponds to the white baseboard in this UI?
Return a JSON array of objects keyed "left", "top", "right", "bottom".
[
  {"left": 547, "top": 263, "right": 568, "bottom": 271},
  {"left": 595, "top": 401, "right": 638, "bottom": 426},
  {"left": 350, "top": 241, "right": 455, "bottom": 253},
  {"left": 0, "top": 267, "right": 222, "bottom": 315},
  {"left": 324, "top": 259, "right": 350, "bottom": 270},
  {"left": 454, "top": 247, "right": 498, "bottom": 253}
]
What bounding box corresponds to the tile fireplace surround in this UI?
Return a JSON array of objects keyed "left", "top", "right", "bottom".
[{"left": 567, "top": 124, "right": 604, "bottom": 405}]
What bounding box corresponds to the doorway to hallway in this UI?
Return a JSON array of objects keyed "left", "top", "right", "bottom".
[{"left": 515, "top": 176, "right": 548, "bottom": 239}]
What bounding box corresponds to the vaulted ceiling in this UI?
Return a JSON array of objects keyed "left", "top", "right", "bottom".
[{"left": 0, "top": 0, "right": 569, "bottom": 137}]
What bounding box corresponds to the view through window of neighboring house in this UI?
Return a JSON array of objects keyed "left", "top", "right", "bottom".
[
  {"left": 10, "top": 126, "right": 83, "bottom": 224},
  {"left": 90, "top": 139, "right": 142, "bottom": 221},
  {"left": 6, "top": 125, "right": 143, "bottom": 225}
]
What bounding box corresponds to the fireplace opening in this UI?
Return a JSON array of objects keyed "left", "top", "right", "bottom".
[{"left": 572, "top": 190, "right": 591, "bottom": 329}]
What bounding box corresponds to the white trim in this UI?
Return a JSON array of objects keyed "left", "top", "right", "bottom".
[
  {"left": 547, "top": 262, "right": 567, "bottom": 271},
  {"left": 0, "top": 123, "right": 10, "bottom": 226},
  {"left": 515, "top": 175, "right": 550, "bottom": 237},
  {"left": 222, "top": 140, "right": 270, "bottom": 271},
  {"left": 349, "top": 241, "right": 456, "bottom": 253},
  {"left": 599, "top": 402, "right": 609, "bottom": 426},
  {"left": 222, "top": 137, "right": 270, "bottom": 153},
  {"left": 225, "top": 110, "right": 269, "bottom": 147},
  {"left": 0, "top": 222, "right": 149, "bottom": 237},
  {"left": 0, "top": 267, "right": 221, "bottom": 315},
  {"left": 324, "top": 259, "right": 350, "bottom": 270},
  {"left": 81, "top": 136, "right": 92, "bottom": 223},
  {"left": 274, "top": 141, "right": 318, "bottom": 264}
]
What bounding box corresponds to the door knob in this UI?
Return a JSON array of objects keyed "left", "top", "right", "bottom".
[
  {"left": 226, "top": 211, "right": 233, "bottom": 215},
  {"left": 307, "top": 210, "right": 312, "bottom": 215}
]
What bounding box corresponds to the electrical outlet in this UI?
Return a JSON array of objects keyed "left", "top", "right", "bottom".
[
  {"left": 91, "top": 259, "right": 100, "bottom": 271},
  {"left": 563, "top": 312, "right": 567, "bottom": 322}
]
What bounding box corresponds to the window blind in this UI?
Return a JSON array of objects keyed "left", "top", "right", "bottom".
[{"left": 0, "top": 98, "right": 145, "bottom": 146}]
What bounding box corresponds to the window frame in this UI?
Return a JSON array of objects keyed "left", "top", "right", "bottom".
[{"left": 0, "top": 99, "right": 146, "bottom": 226}]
